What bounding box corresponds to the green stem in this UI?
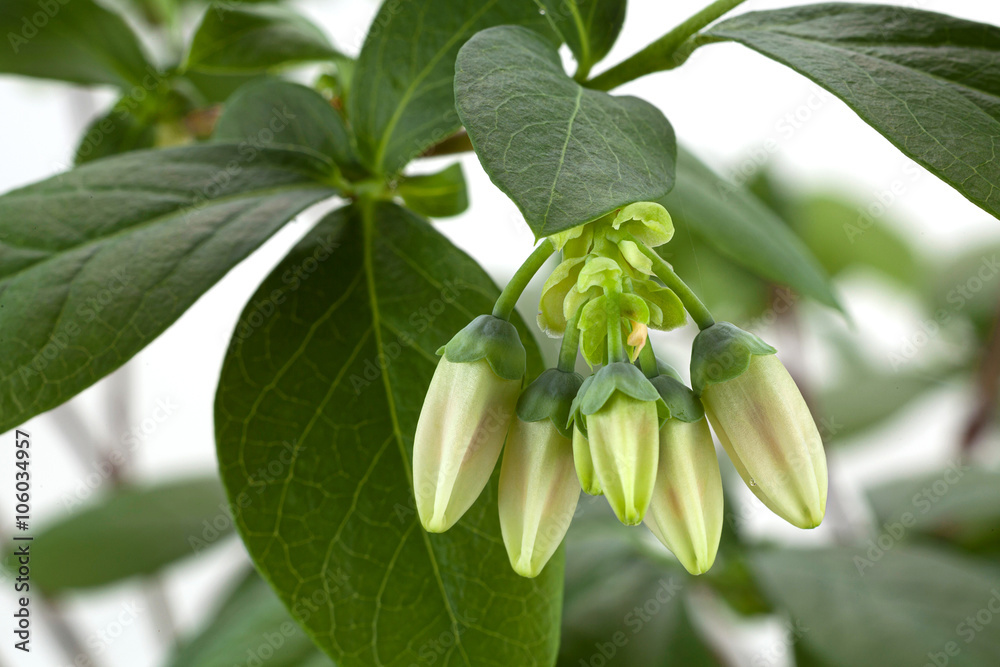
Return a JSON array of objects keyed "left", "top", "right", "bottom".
[
  {"left": 626, "top": 234, "right": 715, "bottom": 330},
  {"left": 558, "top": 306, "right": 584, "bottom": 373},
  {"left": 638, "top": 342, "right": 659, "bottom": 379},
  {"left": 585, "top": 0, "right": 746, "bottom": 92},
  {"left": 605, "top": 292, "right": 627, "bottom": 363},
  {"left": 492, "top": 239, "right": 556, "bottom": 321}
]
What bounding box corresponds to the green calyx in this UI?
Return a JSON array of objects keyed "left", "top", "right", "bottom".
[
  {"left": 689, "top": 321, "right": 777, "bottom": 395},
  {"left": 439, "top": 314, "right": 526, "bottom": 381},
  {"left": 516, "top": 368, "right": 585, "bottom": 439},
  {"left": 579, "top": 362, "right": 667, "bottom": 423},
  {"left": 649, "top": 374, "right": 704, "bottom": 423},
  {"left": 567, "top": 373, "right": 595, "bottom": 437}
]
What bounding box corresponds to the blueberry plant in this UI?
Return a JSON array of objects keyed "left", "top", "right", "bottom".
[{"left": 3, "top": 1, "right": 1000, "bottom": 666}]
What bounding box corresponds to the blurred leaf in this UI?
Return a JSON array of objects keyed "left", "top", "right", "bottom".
[
  {"left": 75, "top": 107, "right": 157, "bottom": 165},
  {"left": 558, "top": 519, "right": 721, "bottom": 666},
  {"left": 350, "top": 0, "right": 554, "bottom": 175},
  {"left": 662, "top": 149, "right": 841, "bottom": 312},
  {"left": 708, "top": 5, "right": 1000, "bottom": 225},
  {"left": 868, "top": 467, "right": 1000, "bottom": 555},
  {"left": 0, "top": 145, "right": 335, "bottom": 434},
  {"left": 186, "top": 4, "right": 339, "bottom": 74},
  {"left": 752, "top": 546, "right": 1000, "bottom": 666},
  {"left": 818, "top": 363, "right": 945, "bottom": 444},
  {"left": 213, "top": 79, "right": 366, "bottom": 179},
  {"left": 9, "top": 478, "right": 228, "bottom": 591},
  {"left": 397, "top": 163, "right": 469, "bottom": 218},
  {"left": 178, "top": 71, "right": 268, "bottom": 105},
  {"left": 170, "top": 570, "right": 330, "bottom": 666},
  {"left": 539, "top": 0, "right": 626, "bottom": 76},
  {"left": 456, "top": 26, "right": 676, "bottom": 237},
  {"left": 0, "top": 0, "right": 153, "bottom": 87},
  {"left": 793, "top": 196, "right": 922, "bottom": 287},
  {"left": 215, "top": 203, "right": 561, "bottom": 666},
  {"left": 932, "top": 245, "right": 1000, "bottom": 343}
]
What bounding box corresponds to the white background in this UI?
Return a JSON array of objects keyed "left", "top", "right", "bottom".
[{"left": 1, "top": 0, "right": 999, "bottom": 665}]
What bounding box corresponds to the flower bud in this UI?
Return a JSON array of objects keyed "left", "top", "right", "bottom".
[
  {"left": 646, "top": 417, "right": 723, "bottom": 574},
  {"left": 692, "top": 323, "right": 827, "bottom": 529},
  {"left": 568, "top": 374, "right": 601, "bottom": 495},
  {"left": 414, "top": 315, "right": 525, "bottom": 533},
  {"left": 499, "top": 369, "right": 583, "bottom": 577},
  {"left": 581, "top": 363, "right": 665, "bottom": 525}
]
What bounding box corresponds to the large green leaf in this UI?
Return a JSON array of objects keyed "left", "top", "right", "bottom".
[
  {"left": 456, "top": 25, "right": 676, "bottom": 238},
  {"left": 868, "top": 467, "right": 1000, "bottom": 555},
  {"left": 753, "top": 546, "right": 1000, "bottom": 666},
  {"left": 349, "top": 0, "right": 554, "bottom": 175},
  {"left": 214, "top": 79, "right": 366, "bottom": 179},
  {"left": 186, "top": 4, "right": 339, "bottom": 74},
  {"left": 0, "top": 145, "right": 335, "bottom": 434},
  {"left": 539, "top": 0, "right": 627, "bottom": 78},
  {"left": 170, "top": 570, "right": 331, "bottom": 666},
  {"left": 661, "top": 149, "right": 840, "bottom": 310},
  {"left": 6, "top": 478, "right": 228, "bottom": 591},
  {"left": 708, "top": 4, "right": 1000, "bottom": 224},
  {"left": 0, "top": 0, "right": 153, "bottom": 87},
  {"left": 215, "top": 203, "right": 562, "bottom": 666}
]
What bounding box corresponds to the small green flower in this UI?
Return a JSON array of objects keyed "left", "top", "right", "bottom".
[
  {"left": 413, "top": 315, "right": 525, "bottom": 533},
  {"left": 693, "top": 322, "right": 828, "bottom": 529}
]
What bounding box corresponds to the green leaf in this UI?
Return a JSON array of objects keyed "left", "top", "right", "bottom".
[
  {"left": 170, "top": 570, "right": 331, "bottom": 666},
  {"left": 748, "top": 172, "right": 925, "bottom": 290},
  {"left": 397, "top": 163, "right": 469, "bottom": 218},
  {"left": 5, "top": 478, "right": 228, "bottom": 591},
  {"left": 557, "top": 526, "right": 720, "bottom": 667},
  {"left": 0, "top": 144, "right": 335, "bottom": 435},
  {"left": 661, "top": 148, "right": 840, "bottom": 311},
  {"left": 818, "top": 361, "right": 945, "bottom": 444},
  {"left": 75, "top": 106, "right": 158, "bottom": 166},
  {"left": 214, "top": 79, "right": 366, "bottom": 179},
  {"left": 456, "top": 25, "right": 676, "bottom": 238},
  {"left": 0, "top": 0, "right": 153, "bottom": 87},
  {"left": 215, "top": 202, "right": 562, "bottom": 666},
  {"left": 350, "top": 0, "right": 555, "bottom": 175},
  {"left": 752, "top": 546, "right": 1000, "bottom": 667},
  {"left": 868, "top": 467, "right": 1000, "bottom": 555},
  {"left": 539, "top": 0, "right": 626, "bottom": 77},
  {"left": 186, "top": 4, "right": 339, "bottom": 74},
  {"left": 708, "top": 4, "right": 1000, "bottom": 224}
]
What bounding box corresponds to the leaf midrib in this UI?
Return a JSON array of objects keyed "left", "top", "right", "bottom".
[
  {"left": 359, "top": 201, "right": 472, "bottom": 666},
  {"left": 0, "top": 183, "right": 333, "bottom": 284},
  {"left": 371, "top": 0, "right": 502, "bottom": 173}
]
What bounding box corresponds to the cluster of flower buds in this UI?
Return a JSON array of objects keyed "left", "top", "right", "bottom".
[{"left": 413, "top": 203, "right": 827, "bottom": 578}]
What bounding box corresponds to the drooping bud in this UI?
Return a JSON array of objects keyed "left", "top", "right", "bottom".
[
  {"left": 414, "top": 315, "right": 525, "bottom": 533},
  {"left": 692, "top": 322, "right": 828, "bottom": 529},
  {"left": 580, "top": 362, "right": 666, "bottom": 525},
  {"left": 644, "top": 372, "right": 723, "bottom": 575},
  {"left": 499, "top": 369, "right": 583, "bottom": 577},
  {"left": 567, "top": 374, "right": 601, "bottom": 495}
]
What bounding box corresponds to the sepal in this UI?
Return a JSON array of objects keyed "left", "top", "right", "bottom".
[
  {"left": 690, "top": 321, "right": 776, "bottom": 395},
  {"left": 440, "top": 314, "right": 527, "bottom": 381},
  {"left": 516, "top": 368, "right": 584, "bottom": 440}
]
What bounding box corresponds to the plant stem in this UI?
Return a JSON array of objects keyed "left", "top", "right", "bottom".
[
  {"left": 627, "top": 235, "right": 715, "bottom": 330},
  {"left": 558, "top": 307, "right": 584, "bottom": 373},
  {"left": 492, "top": 239, "right": 556, "bottom": 321},
  {"left": 606, "top": 292, "right": 627, "bottom": 363},
  {"left": 585, "top": 0, "right": 747, "bottom": 92},
  {"left": 638, "top": 342, "right": 659, "bottom": 378}
]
